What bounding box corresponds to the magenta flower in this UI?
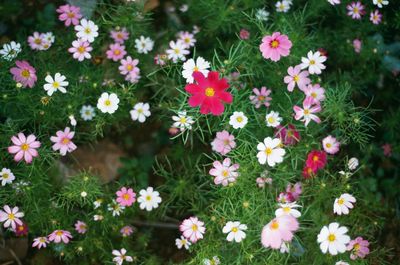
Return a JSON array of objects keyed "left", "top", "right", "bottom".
[
  {"left": 48, "top": 230, "right": 72, "bottom": 244},
  {"left": 106, "top": 43, "right": 127, "bottom": 62},
  {"left": 211, "top": 130, "right": 236, "bottom": 156},
  {"left": 293, "top": 97, "right": 321, "bottom": 126},
  {"left": 370, "top": 10, "right": 382, "bottom": 25},
  {"left": 110, "top": 27, "right": 130, "bottom": 43},
  {"left": 50, "top": 127, "right": 77, "bottom": 156},
  {"left": 8, "top": 133, "right": 41, "bottom": 163},
  {"left": 180, "top": 216, "right": 206, "bottom": 243},
  {"left": 303, "top": 84, "right": 325, "bottom": 104},
  {"left": 209, "top": 158, "right": 240, "bottom": 186},
  {"left": 120, "top": 225, "right": 134, "bottom": 237},
  {"left": 56, "top": 4, "right": 82, "bottom": 27},
  {"left": 74, "top": 220, "right": 87, "bottom": 234},
  {"left": 68, "top": 40, "right": 92, "bottom": 61},
  {"left": 283, "top": 65, "right": 310, "bottom": 92},
  {"left": 274, "top": 124, "right": 300, "bottom": 145},
  {"left": 353, "top": 39, "right": 362, "bottom": 53},
  {"left": 347, "top": 2, "right": 365, "bottom": 20},
  {"left": 261, "top": 215, "right": 299, "bottom": 249},
  {"left": 239, "top": 29, "right": 250, "bottom": 40},
  {"left": 347, "top": 237, "right": 370, "bottom": 260},
  {"left": 249, "top": 86, "right": 272, "bottom": 108},
  {"left": 116, "top": 187, "right": 136, "bottom": 207},
  {"left": 277, "top": 192, "right": 295, "bottom": 203},
  {"left": 259, "top": 32, "right": 292, "bottom": 62},
  {"left": 10, "top": 60, "right": 37, "bottom": 88},
  {"left": 286, "top": 182, "right": 302, "bottom": 200}
]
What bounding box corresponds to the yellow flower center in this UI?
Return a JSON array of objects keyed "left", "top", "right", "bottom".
[
  {"left": 145, "top": 195, "right": 151, "bottom": 201},
  {"left": 258, "top": 95, "right": 265, "bottom": 101},
  {"left": 21, "top": 143, "right": 29, "bottom": 151},
  {"left": 313, "top": 155, "right": 319, "bottom": 162},
  {"left": 268, "top": 117, "right": 275, "bottom": 124},
  {"left": 104, "top": 99, "right": 111, "bottom": 106},
  {"left": 270, "top": 220, "right": 279, "bottom": 230},
  {"left": 205, "top": 87, "right": 215, "bottom": 97},
  {"left": 8, "top": 213, "right": 15, "bottom": 220},
  {"left": 67, "top": 12, "right": 75, "bottom": 18},
  {"left": 114, "top": 49, "right": 121, "bottom": 55},
  {"left": 353, "top": 7, "right": 359, "bottom": 14},
  {"left": 2, "top": 173, "right": 9, "bottom": 179},
  {"left": 39, "top": 237, "right": 46, "bottom": 243},
  {"left": 293, "top": 75, "right": 300, "bottom": 82},
  {"left": 270, "top": 40, "right": 279, "bottom": 48},
  {"left": 231, "top": 227, "right": 238, "bottom": 232},
  {"left": 354, "top": 243, "right": 360, "bottom": 250},
  {"left": 126, "top": 64, "right": 133, "bottom": 71},
  {"left": 180, "top": 117, "right": 187, "bottom": 123},
  {"left": 236, "top": 116, "right": 243, "bottom": 122},
  {"left": 84, "top": 28, "right": 91, "bottom": 34},
  {"left": 193, "top": 66, "right": 199, "bottom": 72},
  {"left": 138, "top": 108, "right": 143, "bottom": 114},
  {"left": 78, "top": 46, "right": 85, "bottom": 53},
  {"left": 283, "top": 207, "right": 291, "bottom": 213},
  {"left": 338, "top": 198, "right": 344, "bottom": 205},
  {"left": 326, "top": 143, "right": 332, "bottom": 148},
  {"left": 222, "top": 170, "right": 229, "bottom": 177},
  {"left": 311, "top": 92, "right": 317, "bottom": 98},
  {"left": 174, "top": 48, "right": 180, "bottom": 54},
  {"left": 192, "top": 224, "right": 198, "bottom": 231},
  {"left": 287, "top": 130, "right": 293, "bottom": 137},
  {"left": 62, "top": 138, "right": 70, "bottom": 144},
  {"left": 309, "top": 60, "right": 315, "bottom": 65},
  {"left": 56, "top": 231, "right": 64, "bottom": 236},
  {"left": 328, "top": 234, "right": 336, "bottom": 242},
  {"left": 34, "top": 38, "right": 42, "bottom": 45},
  {"left": 117, "top": 33, "right": 123, "bottom": 39},
  {"left": 18, "top": 225, "right": 25, "bottom": 231},
  {"left": 21, "top": 69, "right": 30, "bottom": 78},
  {"left": 53, "top": 82, "right": 60, "bottom": 88},
  {"left": 265, "top": 147, "right": 272, "bottom": 155},
  {"left": 123, "top": 194, "right": 130, "bottom": 200},
  {"left": 184, "top": 37, "right": 190, "bottom": 43},
  {"left": 304, "top": 109, "right": 310, "bottom": 115}
]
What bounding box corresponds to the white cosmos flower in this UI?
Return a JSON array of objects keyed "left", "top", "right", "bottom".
[
  {"left": 93, "top": 214, "right": 103, "bottom": 221},
  {"left": 137, "top": 187, "right": 162, "bottom": 211},
  {"left": 203, "top": 256, "right": 220, "bottom": 265},
  {"left": 300, "top": 51, "right": 327, "bottom": 75},
  {"left": 280, "top": 242, "right": 290, "bottom": 253},
  {"left": 112, "top": 248, "right": 133, "bottom": 265},
  {"left": 0, "top": 205, "right": 24, "bottom": 229},
  {"left": 348, "top": 157, "right": 359, "bottom": 171},
  {"left": 222, "top": 221, "right": 247, "bottom": 243},
  {"left": 256, "top": 137, "right": 285, "bottom": 166},
  {"left": 75, "top": 19, "right": 99, "bottom": 43},
  {"left": 172, "top": 111, "right": 194, "bottom": 131},
  {"left": 373, "top": 0, "right": 389, "bottom": 8},
  {"left": 130, "top": 102, "right": 151, "bottom": 123},
  {"left": 229, "top": 111, "right": 248, "bottom": 129},
  {"left": 43, "top": 73, "right": 69, "bottom": 96},
  {"left": 335, "top": 261, "right": 350, "bottom": 265},
  {"left": 317, "top": 222, "right": 350, "bottom": 255},
  {"left": 135, "top": 36, "right": 154, "bottom": 54},
  {"left": 255, "top": 8, "right": 270, "bottom": 21},
  {"left": 275, "top": 202, "right": 302, "bottom": 218},
  {"left": 80, "top": 105, "right": 96, "bottom": 121},
  {"left": 0, "top": 168, "right": 15, "bottom": 186},
  {"left": 0, "top": 41, "right": 21, "bottom": 61},
  {"left": 97, "top": 92, "right": 120, "bottom": 114},
  {"left": 43, "top": 32, "right": 55, "bottom": 44},
  {"left": 265, "top": 111, "right": 282, "bottom": 127},
  {"left": 333, "top": 193, "right": 356, "bottom": 215},
  {"left": 107, "top": 200, "right": 125, "bottom": 216},
  {"left": 166, "top": 40, "right": 190, "bottom": 63},
  {"left": 276, "top": 1, "right": 291, "bottom": 12},
  {"left": 182, "top": 57, "right": 210, "bottom": 83},
  {"left": 175, "top": 236, "right": 191, "bottom": 250}
]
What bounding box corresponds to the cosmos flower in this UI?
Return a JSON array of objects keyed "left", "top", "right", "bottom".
[
  {"left": 209, "top": 158, "right": 240, "bottom": 186},
  {"left": 249, "top": 86, "right": 272, "bottom": 108},
  {"left": 259, "top": 32, "right": 292, "bottom": 62},
  {"left": 211, "top": 130, "right": 236, "bottom": 155},
  {"left": 180, "top": 216, "right": 206, "bottom": 243},
  {"left": 50, "top": 127, "right": 77, "bottom": 156},
  {"left": 261, "top": 215, "right": 299, "bottom": 249},
  {"left": 317, "top": 223, "right": 350, "bottom": 255},
  {"left": 8, "top": 133, "right": 41, "bottom": 164},
  {"left": 56, "top": 4, "right": 82, "bottom": 26},
  {"left": 10, "top": 60, "right": 37, "bottom": 88}
]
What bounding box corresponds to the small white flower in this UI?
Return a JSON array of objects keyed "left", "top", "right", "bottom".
[
  {"left": 69, "top": 115, "right": 77, "bottom": 127},
  {"left": 80, "top": 191, "right": 87, "bottom": 197},
  {"left": 317, "top": 222, "right": 350, "bottom": 255},
  {"left": 255, "top": 8, "right": 270, "bottom": 21},
  {"left": 256, "top": 137, "right": 285, "bottom": 166},
  {"left": 335, "top": 261, "right": 350, "bottom": 265},
  {"left": 203, "top": 256, "right": 220, "bottom": 265},
  {"left": 179, "top": 4, "right": 189, "bottom": 12},
  {"left": 107, "top": 200, "right": 125, "bottom": 216},
  {"left": 130, "top": 102, "right": 151, "bottom": 123},
  {"left": 275, "top": 202, "right": 302, "bottom": 218},
  {"left": 166, "top": 40, "right": 190, "bottom": 63},
  {"left": 265, "top": 111, "right": 282, "bottom": 128},
  {"left": 172, "top": 111, "right": 194, "bottom": 131},
  {"left": 112, "top": 248, "right": 133, "bottom": 265},
  {"left": 348, "top": 157, "right": 359, "bottom": 171},
  {"left": 93, "top": 198, "right": 103, "bottom": 209},
  {"left": 43, "top": 32, "right": 55, "bottom": 44},
  {"left": 373, "top": 0, "right": 389, "bottom": 8},
  {"left": 276, "top": 1, "right": 291, "bottom": 12},
  {"left": 175, "top": 236, "right": 191, "bottom": 249},
  {"left": 0, "top": 168, "right": 15, "bottom": 186},
  {"left": 0, "top": 41, "right": 21, "bottom": 61},
  {"left": 80, "top": 105, "right": 96, "bottom": 121},
  {"left": 333, "top": 193, "right": 356, "bottom": 215},
  {"left": 179, "top": 31, "right": 196, "bottom": 48},
  {"left": 300, "top": 51, "right": 327, "bottom": 75},
  {"left": 97, "top": 92, "right": 120, "bottom": 114},
  {"left": 222, "top": 221, "right": 247, "bottom": 243},
  {"left": 327, "top": 0, "right": 341, "bottom": 5},
  {"left": 229, "top": 111, "right": 248, "bottom": 129},
  {"left": 280, "top": 242, "right": 290, "bottom": 253},
  {"left": 93, "top": 214, "right": 103, "bottom": 221},
  {"left": 182, "top": 57, "right": 210, "bottom": 83},
  {"left": 75, "top": 19, "right": 99, "bottom": 43},
  {"left": 137, "top": 187, "right": 162, "bottom": 211},
  {"left": 43, "top": 73, "right": 69, "bottom": 96},
  {"left": 135, "top": 36, "right": 154, "bottom": 54}
]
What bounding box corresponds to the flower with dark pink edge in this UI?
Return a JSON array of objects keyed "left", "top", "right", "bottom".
[
  {"left": 249, "top": 86, "right": 272, "bottom": 108},
  {"left": 8, "top": 133, "right": 41, "bottom": 164},
  {"left": 347, "top": 2, "right": 365, "bottom": 20},
  {"left": 211, "top": 130, "right": 236, "bottom": 156},
  {"left": 239, "top": 29, "right": 250, "bottom": 40},
  {"left": 277, "top": 192, "right": 295, "bottom": 203},
  {"left": 370, "top": 10, "right": 382, "bottom": 25},
  {"left": 10, "top": 60, "right": 37, "bottom": 88},
  {"left": 274, "top": 124, "right": 300, "bottom": 145},
  {"left": 15, "top": 222, "right": 29, "bottom": 236},
  {"left": 32, "top": 237, "right": 49, "bottom": 249},
  {"left": 56, "top": 4, "right": 82, "bottom": 27},
  {"left": 48, "top": 230, "right": 72, "bottom": 244},
  {"left": 120, "top": 225, "right": 134, "bottom": 237},
  {"left": 180, "top": 216, "right": 206, "bottom": 243},
  {"left": 110, "top": 27, "right": 129, "bottom": 43},
  {"left": 286, "top": 182, "right": 302, "bottom": 200},
  {"left": 74, "top": 220, "right": 87, "bottom": 234},
  {"left": 347, "top": 237, "right": 370, "bottom": 260},
  {"left": 116, "top": 187, "right": 136, "bottom": 207},
  {"left": 106, "top": 43, "right": 127, "bottom": 62},
  {"left": 259, "top": 32, "right": 292, "bottom": 62},
  {"left": 293, "top": 97, "right": 321, "bottom": 126},
  {"left": 50, "top": 127, "right": 77, "bottom": 156},
  {"left": 306, "top": 150, "right": 327, "bottom": 171}
]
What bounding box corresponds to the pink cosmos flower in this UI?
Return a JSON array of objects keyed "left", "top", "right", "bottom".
[
  {"left": 293, "top": 97, "right": 321, "bottom": 126},
  {"left": 284, "top": 65, "right": 310, "bottom": 92},
  {"left": 249, "top": 86, "right": 272, "bottom": 108},
  {"left": 286, "top": 182, "right": 302, "bottom": 201},
  {"left": 119, "top": 56, "right": 140, "bottom": 78},
  {"left": 256, "top": 177, "right": 272, "bottom": 188},
  {"left": 382, "top": 143, "right": 392, "bottom": 157},
  {"left": 10, "top": 60, "right": 37, "bottom": 88},
  {"left": 211, "top": 130, "right": 236, "bottom": 156},
  {"left": 120, "top": 225, "right": 134, "bottom": 237},
  {"left": 68, "top": 40, "right": 92, "bottom": 61},
  {"left": 259, "top": 32, "right": 292, "bottom": 62},
  {"left": 50, "top": 127, "right": 77, "bottom": 156},
  {"left": 347, "top": 2, "right": 365, "bottom": 20},
  {"left": 370, "top": 10, "right": 382, "bottom": 25},
  {"left": 261, "top": 215, "right": 299, "bottom": 249},
  {"left": 106, "top": 43, "right": 127, "bottom": 62},
  {"left": 304, "top": 84, "right": 325, "bottom": 104},
  {"left": 15, "top": 222, "right": 29, "bottom": 237},
  {"left": 347, "top": 237, "right": 370, "bottom": 260},
  {"left": 56, "top": 4, "right": 82, "bottom": 27},
  {"left": 32, "top": 237, "right": 49, "bottom": 249},
  {"left": 180, "top": 216, "right": 206, "bottom": 243},
  {"left": 116, "top": 187, "right": 136, "bottom": 207},
  {"left": 74, "top": 220, "right": 87, "bottom": 234},
  {"left": 179, "top": 31, "right": 196, "bottom": 48},
  {"left": 0, "top": 205, "right": 24, "bottom": 229},
  {"left": 239, "top": 29, "right": 250, "bottom": 40},
  {"left": 274, "top": 124, "right": 300, "bottom": 145},
  {"left": 209, "top": 158, "right": 240, "bottom": 186},
  {"left": 27, "top": 32, "right": 45, "bottom": 50},
  {"left": 277, "top": 192, "right": 295, "bottom": 203},
  {"left": 110, "top": 27, "right": 130, "bottom": 43},
  {"left": 322, "top": 135, "right": 340, "bottom": 155},
  {"left": 48, "top": 230, "right": 72, "bottom": 244},
  {"left": 353, "top": 39, "right": 362, "bottom": 53},
  {"left": 8, "top": 133, "right": 41, "bottom": 163}
]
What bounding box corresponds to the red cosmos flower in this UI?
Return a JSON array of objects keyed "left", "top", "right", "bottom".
[
  {"left": 15, "top": 222, "right": 29, "bottom": 237},
  {"left": 185, "top": 71, "right": 233, "bottom": 116},
  {"left": 305, "top": 150, "right": 327, "bottom": 171},
  {"left": 274, "top": 124, "right": 301, "bottom": 145}
]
